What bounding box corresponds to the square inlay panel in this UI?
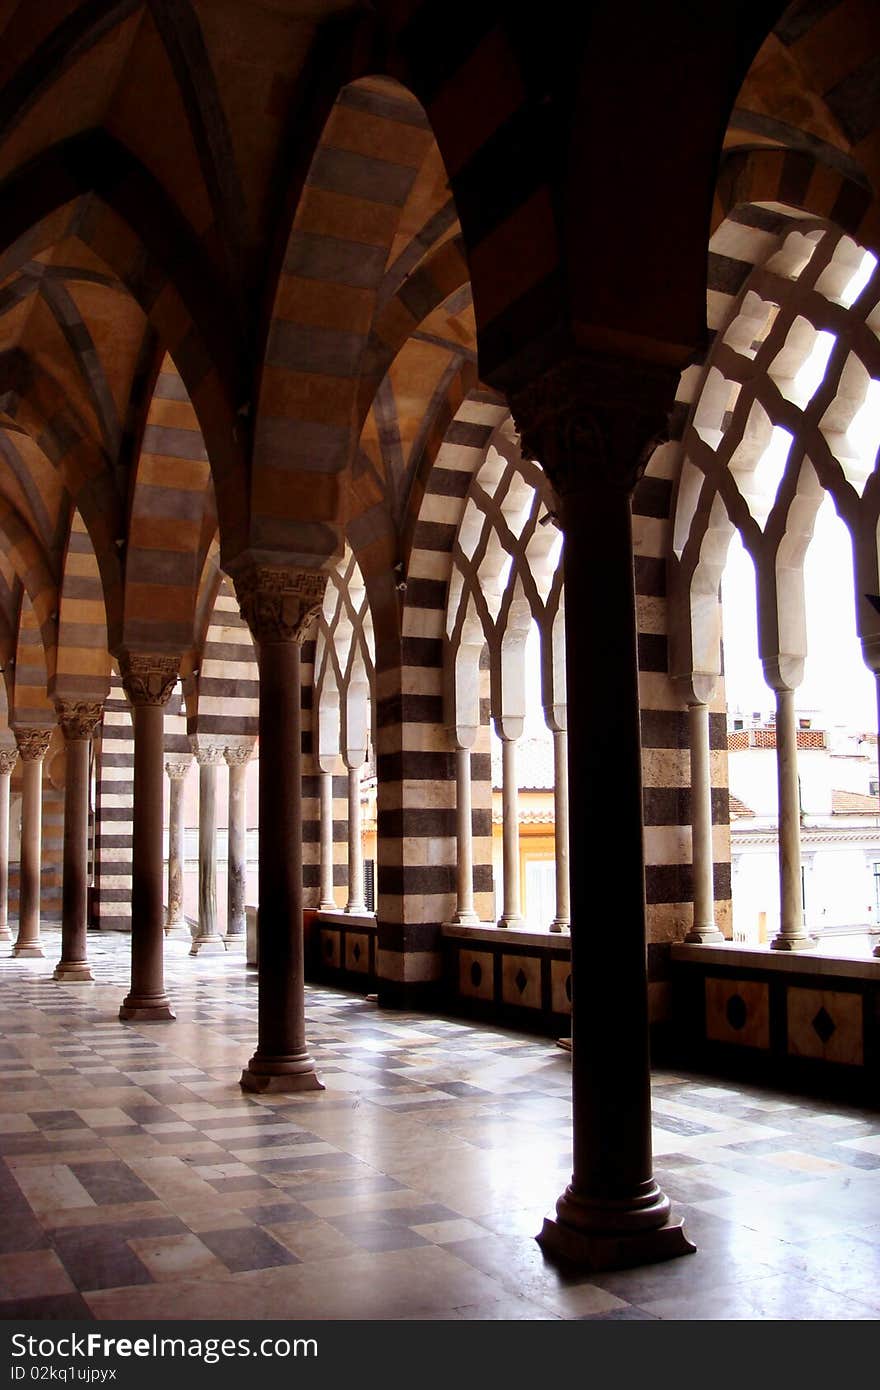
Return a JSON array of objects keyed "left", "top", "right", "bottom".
[
  {"left": 705, "top": 977, "right": 769, "bottom": 1048},
  {"left": 458, "top": 950, "right": 494, "bottom": 1001},
  {"left": 787, "top": 987, "right": 863, "bottom": 1066}
]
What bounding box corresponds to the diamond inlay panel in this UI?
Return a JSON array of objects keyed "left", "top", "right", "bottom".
[
  {"left": 787, "top": 987, "right": 863, "bottom": 1066},
  {"left": 458, "top": 950, "right": 493, "bottom": 1002},
  {"left": 501, "top": 955, "right": 540, "bottom": 1010},
  {"left": 550, "top": 959, "right": 572, "bottom": 1016}
]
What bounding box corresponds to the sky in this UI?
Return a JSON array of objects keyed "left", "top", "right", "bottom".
[{"left": 721, "top": 493, "right": 877, "bottom": 730}]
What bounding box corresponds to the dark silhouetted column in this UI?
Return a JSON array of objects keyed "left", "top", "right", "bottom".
[
  {"left": 118, "top": 653, "right": 178, "bottom": 1021},
  {"left": 12, "top": 727, "right": 52, "bottom": 958},
  {"left": 54, "top": 701, "right": 103, "bottom": 981},
  {"left": 234, "top": 563, "right": 326, "bottom": 1093},
  {"left": 511, "top": 353, "right": 695, "bottom": 1271}
]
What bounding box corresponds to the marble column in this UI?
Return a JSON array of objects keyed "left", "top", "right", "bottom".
[
  {"left": 770, "top": 684, "right": 813, "bottom": 950},
  {"left": 344, "top": 759, "right": 366, "bottom": 914},
  {"left": 497, "top": 730, "right": 524, "bottom": 928},
  {"left": 685, "top": 702, "right": 724, "bottom": 944},
  {"left": 118, "top": 653, "right": 178, "bottom": 1021},
  {"left": 453, "top": 742, "right": 479, "bottom": 924},
  {"left": 225, "top": 743, "right": 253, "bottom": 938},
  {"left": 190, "top": 743, "right": 225, "bottom": 955},
  {"left": 511, "top": 353, "right": 694, "bottom": 1270},
  {"left": 550, "top": 726, "right": 571, "bottom": 932},
  {"left": 0, "top": 746, "right": 17, "bottom": 943},
  {"left": 164, "top": 759, "right": 190, "bottom": 935},
  {"left": 54, "top": 701, "right": 103, "bottom": 981},
  {"left": 12, "top": 727, "right": 52, "bottom": 958},
  {"left": 318, "top": 766, "right": 337, "bottom": 910},
  {"left": 234, "top": 562, "right": 326, "bottom": 1093}
]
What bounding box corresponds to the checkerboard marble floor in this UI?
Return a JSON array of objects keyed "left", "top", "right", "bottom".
[{"left": 1, "top": 928, "right": 878, "bottom": 1321}]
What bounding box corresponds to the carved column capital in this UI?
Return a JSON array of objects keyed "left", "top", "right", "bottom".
[
  {"left": 191, "top": 738, "right": 225, "bottom": 767},
  {"left": 225, "top": 741, "right": 256, "bottom": 767},
  {"left": 233, "top": 564, "right": 327, "bottom": 646},
  {"left": 0, "top": 747, "right": 17, "bottom": 775},
  {"left": 119, "top": 652, "right": 180, "bottom": 708},
  {"left": 13, "top": 726, "right": 52, "bottom": 761},
  {"left": 508, "top": 352, "right": 680, "bottom": 500},
  {"left": 165, "top": 759, "right": 192, "bottom": 781},
  {"left": 55, "top": 699, "right": 104, "bottom": 741}
]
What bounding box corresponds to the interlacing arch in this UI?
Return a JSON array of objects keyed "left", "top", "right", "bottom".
[{"left": 314, "top": 545, "right": 375, "bottom": 774}]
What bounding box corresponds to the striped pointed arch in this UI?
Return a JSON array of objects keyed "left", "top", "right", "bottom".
[
  {"left": 11, "top": 588, "right": 54, "bottom": 726},
  {"left": 252, "top": 75, "right": 461, "bottom": 567},
  {"left": 187, "top": 552, "right": 258, "bottom": 745},
  {"left": 122, "top": 353, "right": 215, "bottom": 654},
  {"left": 0, "top": 495, "right": 58, "bottom": 678},
  {"left": 53, "top": 508, "right": 110, "bottom": 702}
]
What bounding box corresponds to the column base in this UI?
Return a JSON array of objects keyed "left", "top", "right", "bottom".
[
  {"left": 224, "top": 934, "right": 245, "bottom": 952},
  {"left": 685, "top": 926, "right": 726, "bottom": 944},
  {"left": 549, "top": 919, "right": 570, "bottom": 933},
  {"left": 12, "top": 942, "right": 44, "bottom": 958},
  {"left": 240, "top": 1053, "right": 324, "bottom": 1094},
  {"left": 0, "top": 927, "right": 12, "bottom": 943},
  {"left": 344, "top": 904, "right": 367, "bottom": 916},
  {"left": 537, "top": 1215, "right": 696, "bottom": 1272},
  {"left": 54, "top": 962, "right": 94, "bottom": 983},
  {"left": 318, "top": 900, "right": 337, "bottom": 912},
  {"left": 452, "top": 910, "right": 480, "bottom": 926},
  {"left": 189, "top": 935, "right": 226, "bottom": 956},
  {"left": 770, "top": 932, "right": 816, "bottom": 951},
  {"left": 164, "top": 918, "right": 189, "bottom": 938},
  {"left": 496, "top": 916, "right": 524, "bottom": 930},
  {"left": 119, "top": 994, "right": 176, "bottom": 1022}
]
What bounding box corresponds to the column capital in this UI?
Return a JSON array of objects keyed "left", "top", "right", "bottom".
[
  {"left": 55, "top": 699, "right": 104, "bottom": 741},
  {"left": 119, "top": 652, "right": 180, "bottom": 708},
  {"left": 508, "top": 351, "right": 679, "bottom": 498},
  {"left": 165, "top": 758, "right": 192, "bottom": 781},
  {"left": 232, "top": 563, "right": 327, "bottom": 646},
  {"left": 225, "top": 741, "right": 256, "bottom": 766},
  {"left": 191, "top": 738, "right": 225, "bottom": 767},
  {"left": 13, "top": 726, "right": 52, "bottom": 761},
  {"left": 0, "top": 746, "right": 17, "bottom": 775}
]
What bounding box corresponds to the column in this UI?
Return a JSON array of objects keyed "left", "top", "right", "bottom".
[
  {"left": 497, "top": 730, "right": 524, "bottom": 928},
  {"left": 318, "top": 766, "right": 337, "bottom": 910},
  {"left": 453, "top": 742, "right": 479, "bottom": 924},
  {"left": 164, "top": 760, "right": 190, "bottom": 935},
  {"left": 12, "top": 727, "right": 52, "bottom": 957},
  {"left": 54, "top": 701, "right": 103, "bottom": 981},
  {"left": 190, "top": 742, "right": 225, "bottom": 955},
  {"left": 118, "top": 653, "right": 178, "bottom": 1021},
  {"left": 511, "top": 353, "right": 694, "bottom": 1270},
  {"left": 234, "top": 562, "right": 326, "bottom": 1093},
  {"left": 770, "top": 684, "right": 813, "bottom": 950},
  {"left": 225, "top": 743, "right": 253, "bottom": 938},
  {"left": 685, "top": 702, "right": 724, "bottom": 943},
  {"left": 344, "top": 759, "right": 366, "bottom": 914},
  {"left": 550, "top": 725, "right": 571, "bottom": 931},
  {"left": 0, "top": 746, "right": 17, "bottom": 943}
]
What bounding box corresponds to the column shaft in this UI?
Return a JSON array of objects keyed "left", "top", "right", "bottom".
[
  {"left": 166, "top": 771, "right": 186, "bottom": 933},
  {"left": 14, "top": 755, "right": 44, "bottom": 957},
  {"left": 318, "top": 769, "right": 336, "bottom": 910},
  {"left": 453, "top": 745, "right": 478, "bottom": 924},
  {"left": 242, "top": 638, "right": 321, "bottom": 1091},
  {"left": 190, "top": 757, "right": 224, "bottom": 954},
  {"left": 120, "top": 701, "right": 175, "bottom": 1020},
  {"left": 771, "top": 686, "right": 812, "bottom": 950},
  {"left": 0, "top": 767, "right": 12, "bottom": 942},
  {"left": 685, "top": 702, "right": 723, "bottom": 943},
  {"left": 226, "top": 759, "right": 248, "bottom": 936},
  {"left": 550, "top": 728, "right": 570, "bottom": 931},
  {"left": 345, "top": 763, "right": 366, "bottom": 914},
  {"left": 56, "top": 737, "right": 93, "bottom": 981},
  {"left": 497, "top": 735, "right": 523, "bottom": 927}
]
